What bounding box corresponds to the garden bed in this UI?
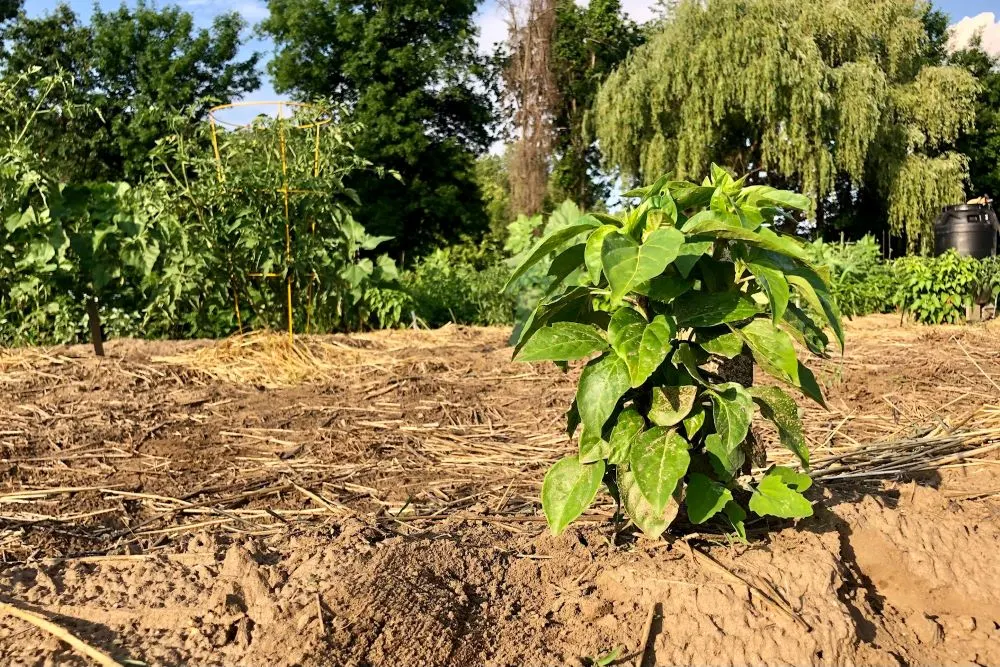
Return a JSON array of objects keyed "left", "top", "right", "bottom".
[{"left": 2, "top": 316, "right": 1000, "bottom": 665}]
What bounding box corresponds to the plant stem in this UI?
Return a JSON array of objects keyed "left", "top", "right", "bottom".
[{"left": 86, "top": 297, "right": 105, "bottom": 357}]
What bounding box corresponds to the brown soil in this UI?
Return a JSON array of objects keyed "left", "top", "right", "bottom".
[{"left": 2, "top": 315, "right": 1000, "bottom": 666}]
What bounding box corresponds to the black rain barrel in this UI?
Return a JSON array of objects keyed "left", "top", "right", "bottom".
[{"left": 933, "top": 204, "right": 1000, "bottom": 258}]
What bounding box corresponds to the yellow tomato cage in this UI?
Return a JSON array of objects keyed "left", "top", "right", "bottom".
[{"left": 208, "top": 101, "right": 331, "bottom": 343}]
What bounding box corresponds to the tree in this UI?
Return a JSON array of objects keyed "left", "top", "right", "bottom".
[
  {"left": 262, "top": 0, "right": 494, "bottom": 256},
  {"left": 474, "top": 154, "right": 513, "bottom": 238},
  {"left": 0, "top": 1, "right": 260, "bottom": 182},
  {"left": 549, "top": 0, "right": 642, "bottom": 209},
  {"left": 949, "top": 41, "right": 1000, "bottom": 200},
  {"left": 594, "top": 0, "right": 979, "bottom": 252}
]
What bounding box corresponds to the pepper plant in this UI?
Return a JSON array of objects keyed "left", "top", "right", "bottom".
[{"left": 508, "top": 165, "right": 843, "bottom": 538}]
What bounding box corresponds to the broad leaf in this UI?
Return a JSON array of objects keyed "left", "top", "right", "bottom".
[
  {"left": 513, "top": 286, "right": 591, "bottom": 353},
  {"left": 750, "top": 386, "right": 809, "bottom": 468},
  {"left": 733, "top": 319, "right": 799, "bottom": 387},
  {"left": 576, "top": 353, "right": 632, "bottom": 436},
  {"left": 749, "top": 466, "right": 813, "bottom": 519},
  {"left": 697, "top": 330, "right": 744, "bottom": 358},
  {"left": 682, "top": 406, "right": 705, "bottom": 439},
  {"left": 609, "top": 308, "right": 676, "bottom": 387},
  {"left": 602, "top": 227, "right": 685, "bottom": 302},
  {"left": 579, "top": 427, "right": 611, "bottom": 464},
  {"left": 629, "top": 427, "right": 690, "bottom": 514},
  {"left": 505, "top": 221, "right": 600, "bottom": 290},
  {"left": 585, "top": 225, "right": 618, "bottom": 284},
  {"left": 684, "top": 219, "right": 809, "bottom": 261},
  {"left": 618, "top": 466, "right": 680, "bottom": 538},
  {"left": 723, "top": 500, "right": 748, "bottom": 541},
  {"left": 782, "top": 303, "right": 830, "bottom": 356},
  {"left": 787, "top": 272, "right": 845, "bottom": 352},
  {"left": 673, "top": 290, "right": 759, "bottom": 328},
  {"left": 707, "top": 382, "right": 753, "bottom": 453},
  {"left": 685, "top": 472, "right": 733, "bottom": 524},
  {"left": 641, "top": 273, "right": 691, "bottom": 303},
  {"left": 546, "top": 243, "right": 586, "bottom": 293},
  {"left": 743, "top": 186, "right": 811, "bottom": 211},
  {"left": 674, "top": 241, "right": 713, "bottom": 278},
  {"left": 747, "top": 260, "right": 789, "bottom": 323},
  {"left": 648, "top": 385, "right": 698, "bottom": 427},
  {"left": 705, "top": 433, "right": 745, "bottom": 481},
  {"left": 609, "top": 408, "right": 645, "bottom": 465},
  {"left": 542, "top": 456, "right": 605, "bottom": 535},
  {"left": 516, "top": 322, "right": 608, "bottom": 362}
]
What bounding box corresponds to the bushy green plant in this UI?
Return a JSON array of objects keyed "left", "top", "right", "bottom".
[
  {"left": 405, "top": 240, "right": 515, "bottom": 327},
  {"left": 505, "top": 200, "right": 591, "bottom": 320},
  {"left": 891, "top": 250, "right": 980, "bottom": 324},
  {"left": 806, "top": 235, "right": 894, "bottom": 317},
  {"left": 510, "top": 165, "right": 843, "bottom": 538}
]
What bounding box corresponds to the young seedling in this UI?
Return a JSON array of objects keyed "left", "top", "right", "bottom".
[{"left": 507, "top": 165, "right": 843, "bottom": 537}]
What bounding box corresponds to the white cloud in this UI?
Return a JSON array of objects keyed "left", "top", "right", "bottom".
[{"left": 948, "top": 12, "right": 1000, "bottom": 58}]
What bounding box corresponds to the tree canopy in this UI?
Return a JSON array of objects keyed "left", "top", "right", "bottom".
[
  {"left": 262, "top": 0, "right": 495, "bottom": 256},
  {"left": 0, "top": 1, "right": 260, "bottom": 183},
  {"left": 549, "top": 0, "right": 643, "bottom": 209},
  {"left": 949, "top": 40, "right": 1000, "bottom": 201},
  {"left": 594, "top": 0, "right": 979, "bottom": 251}
]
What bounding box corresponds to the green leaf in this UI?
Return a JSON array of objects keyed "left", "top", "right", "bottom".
[
  {"left": 576, "top": 353, "right": 632, "bottom": 436},
  {"left": 513, "top": 286, "right": 591, "bottom": 353},
  {"left": 683, "top": 219, "right": 809, "bottom": 261},
  {"left": 723, "top": 500, "right": 748, "bottom": 541},
  {"left": 542, "top": 456, "right": 605, "bottom": 535},
  {"left": 608, "top": 308, "right": 676, "bottom": 387},
  {"left": 566, "top": 401, "right": 580, "bottom": 438},
  {"left": 685, "top": 472, "right": 733, "bottom": 524},
  {"left": 546, "top": 243, "right": 586, "bottom": 292},
  {"left": 682, "top": 406, "right": 705, "bottom": 439},
  {"left": 579, "top": 427, "right": 611, "bottom": 464},
  {"left": 733, "top": 319, "right": 798, "bottom": 386},
  {"left": 749, "top": 466, "right": 813, "bottom": 519},
  {"left": 673, "top": 290, "right": 759, "bottom": 328},
  {"left": 618, "top": 466, "right": 680, "bottom": 539},
  {"left": 671, "top": 182, "right": 716, "bottom": 209},
  {"left": 705, "top": 433, "right": 745, "bottom": 481},
  {"left": 515, "top": 322, "right": 608, "bottom": 362},
  {"left": 629, "top": 427, "right": 690, "bottom": 514},
  {"left": 750, "top": 386, "right": 809, "bottom": 468},
  {"left": 505, "top": 221, "right": 600, "bottom": 290},
  {"left": 602, "top": 227, "right": 685, "bottom": 303},
  {"left": 585, "top": 225, "right": 618, "bottom": 284},
  {"left": 590, "top": 212, "right": 624, "bottom": 227},
  {"left": 747, "top": 260, "right": 789, "bottom": 324},
  {"left": 782, "top": 303, "right": 830, "bottom": 356},
  {"left": 641, "top": 273, "right": 691, "bottom": 303},
  {"left": 797, "top": 362, "right": 827, "bottom": 408},
  {"left": 608, "top": 408, "right": 645, "bottom": 465},
  {"left": 708, "top": 382, "right": 753, "bottom": 453},
  {"left": 674, "top": 241, "right": 713, "bottom": 278},
  {"left": 697, "top": 330, "right": 744, "bottom": 358},
  {"left": 743, "top": 186, "right": 811, "bottom": 211},
  {"left": 787, "top": 271, "right": 845, "bottom": 352},
  {"left": 648, "top": 385, "right": 698, "bottom": 427},
  {"left": 672, "top": 343, "right": 710, "bottom": 386}
]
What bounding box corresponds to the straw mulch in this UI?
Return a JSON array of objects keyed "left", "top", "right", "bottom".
[{"left": 2, "top": 315, "right": 1000, "bottom": 562}]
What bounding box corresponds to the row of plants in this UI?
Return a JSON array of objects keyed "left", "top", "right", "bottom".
[{"left": 806, "top": 237, "right": 1000, "bottom": 324}]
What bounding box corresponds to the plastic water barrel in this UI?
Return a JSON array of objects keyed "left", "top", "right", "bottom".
[{"left": 933, "top": 204, "right": 999, "bottom": 258}]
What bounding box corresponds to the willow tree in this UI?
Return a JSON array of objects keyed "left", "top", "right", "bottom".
[{"left": 594, "top": 0, "right": 979, "bottom": 252}]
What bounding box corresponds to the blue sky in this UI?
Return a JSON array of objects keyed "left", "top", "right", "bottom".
[{"left": 24, "top": 0, "right": 1000, "bottom": 114}]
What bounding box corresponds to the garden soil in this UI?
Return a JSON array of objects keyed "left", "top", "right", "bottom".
[{"left": 2, "top": 315, "right": 999, "bottom": 666}]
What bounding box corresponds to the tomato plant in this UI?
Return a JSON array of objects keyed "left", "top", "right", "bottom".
[{"left": 509, "top": 165, "right": 843, "bottom": 538}]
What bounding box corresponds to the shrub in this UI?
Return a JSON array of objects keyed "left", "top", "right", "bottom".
[
  {"left": 806, "top": 236, "right": 895, "bottom": 317},
  {"left": 510, "top": 166, "right": 842, "bottom": 538},
  {"left": 891, "top": 250, "right": 980, "bottom": 324},
  {"left": 405, "top": 240, "right": 515, "bottom": 327}
]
